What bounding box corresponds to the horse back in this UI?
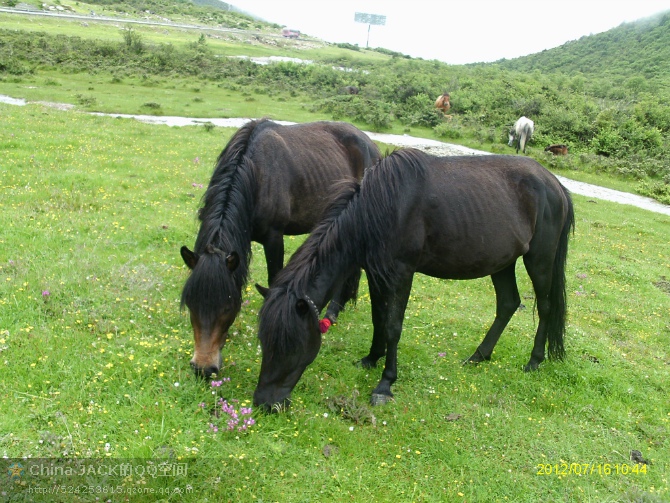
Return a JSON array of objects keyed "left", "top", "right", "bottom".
[
  {"left": 397, "top": 154, "right": 567, "bottom": 279},
  {"left": 249, "top": 121, "right": 379, "bottom": 236}
]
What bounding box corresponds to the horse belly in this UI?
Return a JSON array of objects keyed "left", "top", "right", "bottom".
[
  {"left": 417, "top": 199, "right": 533, "bottom": 280},
  {"left": 418, "top": 237, "right": 528, "bottom": 280}
]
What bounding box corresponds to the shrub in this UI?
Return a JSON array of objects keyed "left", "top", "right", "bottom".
[
  {"left": 433, "top": 121, "right": 463, "bottom": 139},
  {"left": 636, "top": 180, "right": 670, "bottom": 204},
  {"left": 120, "top": 26, "right": 144, "bottom": 54},
  {"left": 75, "top": 94, "right": 97, "bottom": 107},
  {"left": 312, "top": 95, "right": 392, "bottom": 130},
  {"left": 396, "top": 93, "right": 442, "bottom": 128}
]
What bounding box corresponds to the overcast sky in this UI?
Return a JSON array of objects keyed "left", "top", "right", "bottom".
[{"left": 231, "top": 0, "right": 670, "bottom": 64}]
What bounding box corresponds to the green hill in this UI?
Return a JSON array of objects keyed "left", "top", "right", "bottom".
[
  {"left": 498, "top": 11, "right": 670, "bottom": 81},
  {"left": 0, "top": 0, "right": 669, "bottom": 202}
]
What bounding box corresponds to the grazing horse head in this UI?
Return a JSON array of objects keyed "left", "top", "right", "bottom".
[
  {"left": 180, "top": 245, "right": 244, "bottom": 378},
  {"left": 508, "top": 116, "right": 534, "bottom": 154},
  {"left": 253, "top": 286, "right": 324, "bottom": 411}
]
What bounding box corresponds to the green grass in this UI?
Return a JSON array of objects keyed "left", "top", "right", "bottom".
[
  {"left": 0, "top": 10, "right": 387, "bottom": 62},
  {"left": 0, "top": 103, "right": 668, "bottom": 502},
  {"left": 0, "top": 69, "right": 650, "bottom": 197}
]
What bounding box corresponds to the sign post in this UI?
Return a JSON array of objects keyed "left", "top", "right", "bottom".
[{"left": 354, "top": 12, "right": 386, "bottom": 48}]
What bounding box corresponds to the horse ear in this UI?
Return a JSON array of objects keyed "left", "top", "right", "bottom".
[
  {"left": 180, "top": 246, "right": 199, "bottom": 270},
  {"left": 255, "top": 283, "right": 269, "bottom": 298},
  {"left": 295, "top": 299, "right": 309, "bottom": 316},
  {"left": 226, "top": 252, "right": 240, "bottom": 272}
]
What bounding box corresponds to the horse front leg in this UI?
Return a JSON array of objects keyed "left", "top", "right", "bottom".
[
  {"left": 368, "top": 273, "right": 414, "bottom": 406},
  {"left": 262, "top": 229, "right": 285, "bottom": 286},
  {"left": 358, "top": 280, "right": 387, "bottom": 370}
]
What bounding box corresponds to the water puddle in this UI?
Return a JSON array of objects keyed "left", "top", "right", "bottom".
[{"left": 0, "top": 95, "right": 27, "bottom": 106}]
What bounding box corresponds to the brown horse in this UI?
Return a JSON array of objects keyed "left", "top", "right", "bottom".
[
  {"left": 545, "top": 144, "right": 568, "bottom": 155},
  {"left": 180, "top": 119, "right": 380, "bottom": 378},
  {"left": 434, "top": 92, "right": 451, "bottom": 114}
]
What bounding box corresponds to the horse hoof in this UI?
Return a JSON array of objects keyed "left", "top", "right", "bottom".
[
  {"left": 356, "top": 358, "right": 377, "bottom": 369},
  {"left": 462, "top": 349, "right": 490, "bottom": 365},
  {"left": 523, "top": 362, "right": 540, "bottom": 372},
  {"left": 370, "top": 393, "right": 393, "bottom": 406}
]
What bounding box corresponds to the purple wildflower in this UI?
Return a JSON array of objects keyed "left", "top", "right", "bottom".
[{"left": 210, "top": 399, "right": 255, "bottom": 433}]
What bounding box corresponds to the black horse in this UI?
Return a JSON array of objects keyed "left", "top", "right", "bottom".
[
  {"left": 254, "top": 149, "right": 574, "bottom": 410},
  {"left": 180, "top": 119, "right": 380, "bottom": 378}
]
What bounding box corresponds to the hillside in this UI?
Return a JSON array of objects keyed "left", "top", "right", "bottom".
[
  {"left": 0, "top": 0, "right": 669, "bottom": 203},
  {"left": 498, "top": 11, "right": 670, "bottom": 81}
]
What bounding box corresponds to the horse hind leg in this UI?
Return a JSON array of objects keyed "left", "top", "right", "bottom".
[
  {"left": 522, "top": 216, "right": 571, "bottom": 371},
  {"left": 522, "top": 251, "right": 557, "bottom": 371},
  {"left": 464, "top": 263, "right": 520, "bottom": 364}
]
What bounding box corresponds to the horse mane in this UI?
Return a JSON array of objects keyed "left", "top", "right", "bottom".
[
  {"left": 258, "top": 149, "right": 429, "bottom": 357},
  {"left": 257, "top": 178, "right": 361, "bottom": 358},
  {"left": 181, "top": 119, "right": 270, "bottom": 319}
]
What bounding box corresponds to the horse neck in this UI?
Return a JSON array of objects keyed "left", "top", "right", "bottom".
[
  {"left": 282, "top": 218, "right": 360, "bottom": 312},
  {"left": 308, "top": 259, "right": 358, "bottom": 312},
  {"left": 194, "top": 160, "right": 256, "bottom": 269}
]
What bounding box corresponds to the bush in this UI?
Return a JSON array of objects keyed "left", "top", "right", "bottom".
[
  {"left": 433, "top": 121, "right": 463, "bottom": 139},
  {"left": 312, "top": 95, "right": 392, "bottom": 130},
  {"left": 120, "top": 26, "right": 144, "bottom": 54},
  {"left": 636, "top": 180, "right": 670, "bottom": 204},
  {"left": 396, "top": 93, "right": 442, "bottom": 128},
  {"left": 75, "top": 94, "right": 97, "bottom": 107}
]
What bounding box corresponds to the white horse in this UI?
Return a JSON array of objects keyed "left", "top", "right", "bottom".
[{"left": 508, "top": 116, "right": 534, "bottom": 154}]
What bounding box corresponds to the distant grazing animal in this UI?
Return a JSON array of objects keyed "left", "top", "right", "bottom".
[
  {"left": 180, "top": 119, "right": 380, "bottom": 379},
  {"left": 343, "top": 86, "right": 359, "bottom": 95},
  {"left": 434, "top": 92, "right": 451, "bottom": 114},
  {"left": 508, "top": 116, "right": 534, "bottom": 154},
  {"left": 253, "top": 149, "right": 574, "bottom": 411},
  {"left": 545, "top": 144, "right": 568, "bottom": 156}
]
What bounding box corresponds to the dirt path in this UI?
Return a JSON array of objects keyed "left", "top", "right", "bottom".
[
  {"left": 365, "top": 132, "right": 670, "bottom": 217},
  {"left": 2, "top": 94, "right": 669, "bottom": 217}
]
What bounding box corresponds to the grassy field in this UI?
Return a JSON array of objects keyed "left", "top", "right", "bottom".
[
  {"left": 0, "top": 10, "right": 389, "bottom": 62},
  {"left": 0, "top": 101, "right": 668, "bottom": 502}
]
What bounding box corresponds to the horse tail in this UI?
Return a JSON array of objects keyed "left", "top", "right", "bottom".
[{"left": 546, "top": 186, "right": 575, "bottom": 360}]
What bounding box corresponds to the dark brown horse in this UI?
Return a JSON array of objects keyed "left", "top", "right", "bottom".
[
  {"left": 181, "top": 119, "right": 380, "bottom": 378},
  {"left": 254, "top": 149, "right": 574, "bottom": 410}
]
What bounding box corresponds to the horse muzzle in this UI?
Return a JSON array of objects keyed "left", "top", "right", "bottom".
[
  {"left": 190, "top": 352, "right": 223, "bottom": 379},
  {"left": 253, "top": 387, "right": 292, "bottom": 413}
]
